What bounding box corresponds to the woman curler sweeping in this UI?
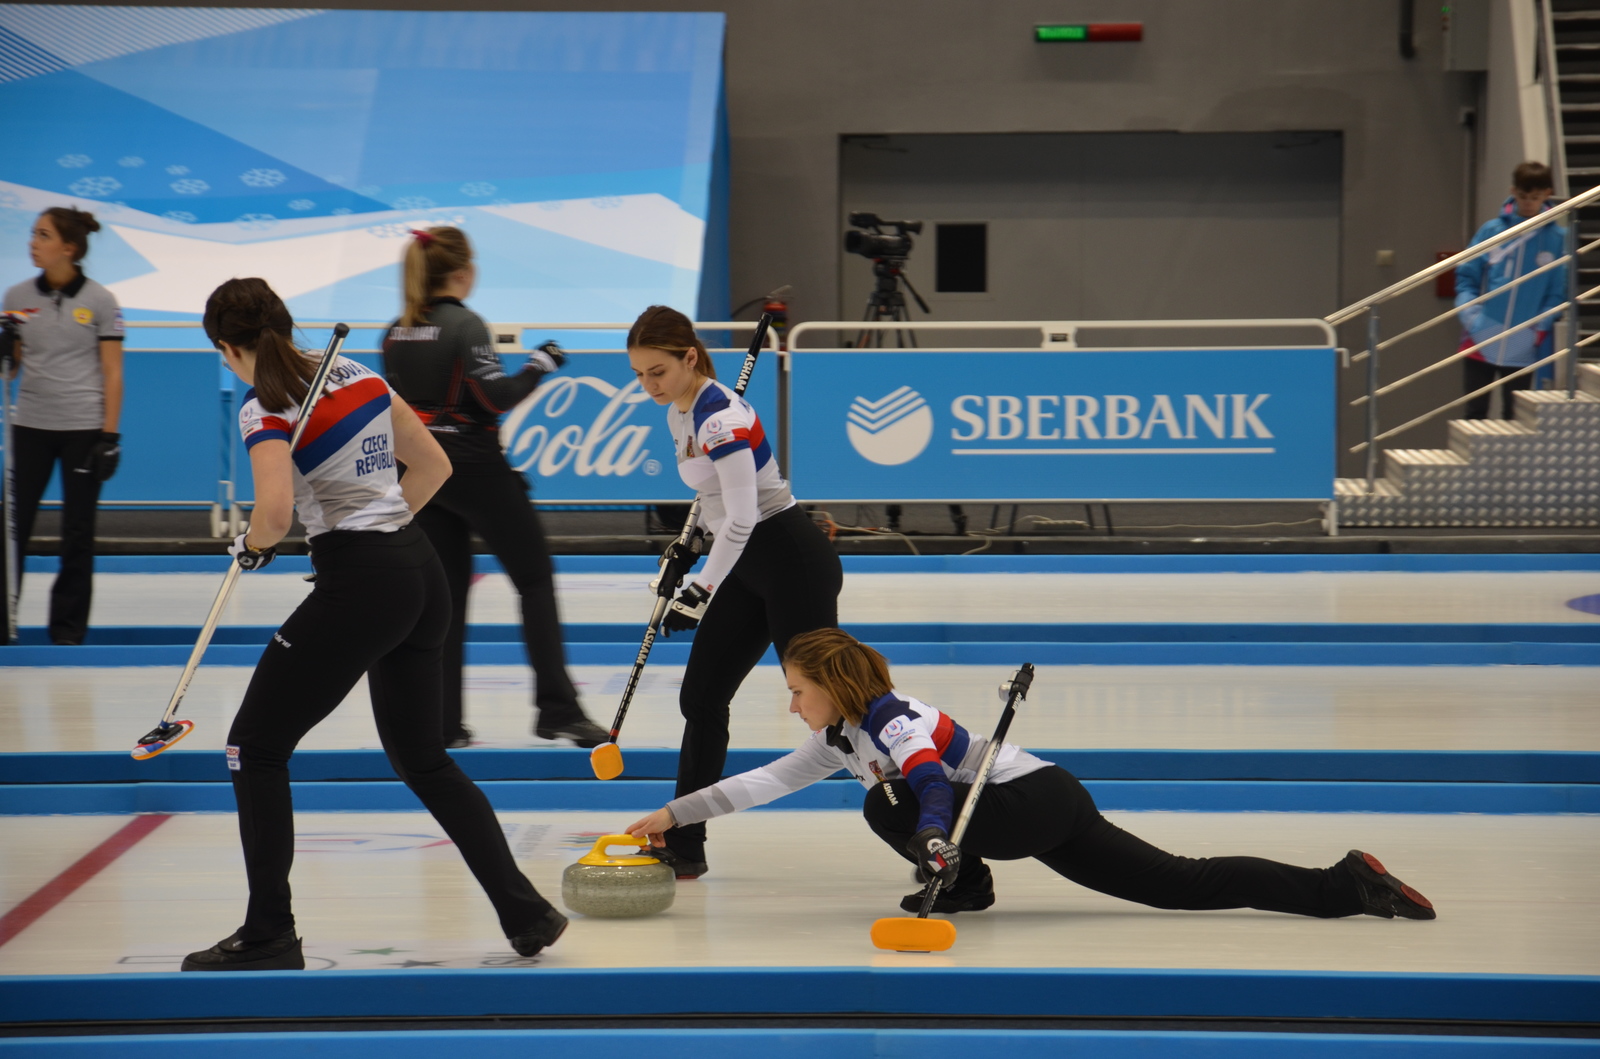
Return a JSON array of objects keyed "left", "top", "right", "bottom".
[
  {"left": 625, "top": 305, "right": 843, "bottom": 878},
  {"left": 382, "top": 226, "right": 606, "bottom": 749},
  {"left": 627, "top": 628, "right": 1437, "bottom": 925},
  {"left": 182, "top": 278, "right": 566, "bottom": 972}
]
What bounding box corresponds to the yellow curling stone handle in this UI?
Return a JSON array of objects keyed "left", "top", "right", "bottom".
[{"left": 577, "top": 834, "right": 662, "bottom": 867}]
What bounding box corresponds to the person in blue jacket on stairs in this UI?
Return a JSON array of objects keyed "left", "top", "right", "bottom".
[{"left": 1455, "top": 161, "right": 1567, "bottom": 420}]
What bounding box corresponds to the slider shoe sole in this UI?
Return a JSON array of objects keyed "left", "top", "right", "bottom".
[
  {"left": 534, "top": 717, "right": 609, "bottom": 748},
  {"left": 648, "top": 843, "right": 709, "bottom": 879},
  {"left": 181, "top": 930, "right": 304, "bottom": 971},
  {"left": 510, "top": 907, "right": 569, "bottom": 958},
  {"left": 1345, "top": 850, "right": 1436, "bottom": 920}
]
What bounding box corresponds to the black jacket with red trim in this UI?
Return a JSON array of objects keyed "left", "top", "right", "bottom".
[{"left": 381, "top": 297, "right": 554, "bottom": 467}]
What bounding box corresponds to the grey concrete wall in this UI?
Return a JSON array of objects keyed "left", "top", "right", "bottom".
[{"left": 63, "top": 0, "right": 1482, "bottom": 473}]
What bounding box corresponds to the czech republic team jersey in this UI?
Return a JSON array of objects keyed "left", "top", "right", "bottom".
[
  {"left": 239, "top": 357, "right": 411, "bottom": 538},
  {"left": 669, "top": 377, "right": 794, "bottom": 535},
  {"left": 664, "top": 692, "right": 1050, "bottom": 836}
]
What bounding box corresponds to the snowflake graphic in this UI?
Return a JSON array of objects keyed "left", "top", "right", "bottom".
[
  {"left": 460, "top": 182, "right": 496, "bottom": 198},
  {"left": 330, "top": 207, "right": 352, "bottom": 216},
  {"left": 163, "top": 211, "right": 198, "bottom": 224},
  {"left": 590, "top": 196, "right": 624, "bottom": 209},
  {"left": 166, "top": 165, "right": 189, "bottom": 176},
  {"left": 68, "top": 176, "right": 121, "bottom": 198},
  {"left": 536, "top": 200, "right": 565, "bottom": 212},
  {"left": 171, "top": 179, "right": 209, "bottom": 195},
  {"left": 234, "top": 213, "right": 278, "bottom": 231},
  {"left": 287, "top": 199, "right": 315, "bottom": 211},
  {"left": 117, "top": 156, "right": 145, "bottom": 168},
  {"left": 356, "top": 185, "right": 382, "bottom": 197},
  {"left": 367, "top": 223, "right": 413, "bottom": 238},
  {"left": 391, "top": 196, "right": 436, "bottom": 210},
  {"left": 0, "top": 192, "right": 23, "bottom": 210},
  {"left": 57, "top": 154, "right": 91, "bottom": 168},
  {"left": 239, "top": 168, "right": 286, "bottom": 189}
]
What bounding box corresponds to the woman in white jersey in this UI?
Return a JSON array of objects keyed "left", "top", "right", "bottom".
[
  {"left": 627, "top": 305, "right": 843, "bottom": 878},
  {"left": 181, "top": 278, "right": 567, "bottom": 972},
  {"left": 629, "top": 628, "right": 1437, "bottom": 922}
]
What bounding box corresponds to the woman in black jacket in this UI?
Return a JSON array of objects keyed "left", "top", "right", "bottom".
[{"left": 382, "top": 227, "right": 606, "bottom": 748}]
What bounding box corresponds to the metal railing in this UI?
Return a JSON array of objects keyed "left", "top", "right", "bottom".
[
  {"left": 1326, "top": 181, "right": 1600, "bottom": 491},
  {"left": 787, "top": 317, "right": 1336, "bottom": 350}
]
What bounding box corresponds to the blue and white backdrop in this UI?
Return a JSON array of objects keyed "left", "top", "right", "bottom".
[
  {"left": 0, "top": 6, "right": 728, "bottom": 325},
  {"left": 0, "top": 6, "right": 729, "bottom": 505}
]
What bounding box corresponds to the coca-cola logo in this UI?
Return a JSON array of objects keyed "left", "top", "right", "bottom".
[{"left": 499, "top": 375, "right": 659, "bottom": 477}]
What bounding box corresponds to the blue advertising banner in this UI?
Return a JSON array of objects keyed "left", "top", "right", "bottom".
[
  {"left": 787, "top": 349, "right": 1335, "bottom": 501},
  {"left": 30, "top": 350, "right": 773, "bottom": 506},
  {"left": 497, "top": 351, "right": 778, "bottom": 503}
]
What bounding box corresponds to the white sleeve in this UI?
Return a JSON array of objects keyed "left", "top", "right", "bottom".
[
  {"left": 693, "top": 444, "right": 759, "bottom": 594},
  {"left": 665, "top": 734, "right": 845, "bottom": 826}
]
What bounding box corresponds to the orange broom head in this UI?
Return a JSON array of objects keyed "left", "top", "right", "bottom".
[
  {"left": 131, "top": 719, "right": 194, "bottom": 761},
  {"left": 590, "top": 742, "right": 624, "bottom": 780},
  {"left": 870, "top": 916, "right": 957, "bottom": 952}
]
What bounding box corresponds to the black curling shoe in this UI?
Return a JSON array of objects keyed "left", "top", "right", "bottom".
[
  {"left": 510, "top": 907, "right": 570, "bottom": 957},
  {"left": 1345, "top": 850, "right": 1437, "bottom": 920},
  {"left": 648, "top": 843, "right": 709, "bottom": 880},
  {"left": 533, "top": 716, "right": 610, "bottom": 748},
  {"left": 901, "top": 863, "right": 996, "bottom": 914},
  {"left": 181, "top": 929, "right": 304, "bottom": 972}
]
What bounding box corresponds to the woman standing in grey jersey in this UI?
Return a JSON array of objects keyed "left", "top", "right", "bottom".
[{"left": 2, "top": 207, "right": 124, "bottom": 645}]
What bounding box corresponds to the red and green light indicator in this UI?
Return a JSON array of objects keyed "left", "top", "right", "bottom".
[{"left": 1034, "top": 23, "right": 1143, "bottom": 42}]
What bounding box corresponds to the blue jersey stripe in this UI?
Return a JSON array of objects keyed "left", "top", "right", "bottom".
[
  {"left": 692, "top": 384, "right": 731, "bottom": 431},
  {"left": 940, "top": 723, "right": 970, "bottom": 767},
  {"left": 245, "top": 428, "right": 288, "bottom": 450},
  {"left": 293, "top": 392, "right": 390, "bottom": 475}
]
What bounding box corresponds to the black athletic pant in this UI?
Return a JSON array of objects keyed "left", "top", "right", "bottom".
[
  {"left": 1463, "top": 356, "right": 1533, "bottom": 420},
  {"left": 865, "top": 766, "right": 1363, "bottom": 918},
  {"left": 412, "top": 464, "right": 580, "bottom": 740},
  {"left": 226, "top": 524, "right": 554, "bottom": 942},
  {"left": 668, "top": 505, "right": 843, "bottom": 857},
  {"left": 9, "top": 426, "right": 103, "bottom": 644}
]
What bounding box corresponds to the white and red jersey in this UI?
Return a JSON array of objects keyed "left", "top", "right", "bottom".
[
  {"left": 668, "top": 377, "right": 794, "bottom": 593},
  {"left": 239, "top": 357, "right": 411, "bottom": 538},
  {"left": 665, "top": 691, "right": 1050, "bottom": 836}
]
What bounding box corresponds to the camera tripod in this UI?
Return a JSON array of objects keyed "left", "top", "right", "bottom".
[
  {"left": 852, "top": 259, "right": 966, "bottom": 536},
  {"left": 856, "top": 258, "right": 930, "bottom": 350}
]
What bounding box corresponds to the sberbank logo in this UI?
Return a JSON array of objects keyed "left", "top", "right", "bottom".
[{"left": 847, "top": 386, "right": 934, "bottom": 465}]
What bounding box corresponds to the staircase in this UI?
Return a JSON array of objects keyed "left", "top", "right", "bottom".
[
  {"left": 1553, "top": 2, "right": 1600, "bottom": 340},
  {"left": 1335, "top": 366, "right": 1600, "bottom": 527}
]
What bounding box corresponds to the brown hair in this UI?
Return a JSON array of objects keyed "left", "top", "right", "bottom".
[
  {"left": 782, "top": 628, "right": 893, "bottom": 725},
  {"left": 203, "top": 277, "right": 313, "bottom": 413},
  {"left": 1513, "top": 162, "right": 1554, "bottom": 193},
  {"left": 627, "top": 304, "right": 715, "bottom": 380},
  {"left": 401, "top": 226, "right": 472, "bottom": 328},
  {"left": 39, "top": 207, "right": 100, "bottom": 264}
]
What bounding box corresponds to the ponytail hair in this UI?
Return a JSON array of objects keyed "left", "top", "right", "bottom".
[
  {"left": 40, "top": 207, "right": 100, "bottom": 264},
  {"left": 781, "top": 628, "right": 893, "bottom": 726},
  {"left": 626, "top": 304, "right": 715, "bottom": 380},
  {"left": 203, "top": 277, "right": 313, "bottom": 413},
  {"left": 401, "top": 226, "right": 472, "bottom": 327}
]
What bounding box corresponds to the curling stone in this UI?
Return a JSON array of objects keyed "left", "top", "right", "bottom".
[{"left": 561, "top": 834, "right": 676, "bottom": 918}]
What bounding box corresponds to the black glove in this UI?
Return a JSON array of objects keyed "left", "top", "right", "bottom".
[
  {"left": 651, "top": 529, "right": 705, "bottom": 598},
  {"left": 0, "top": 319, "right": 15, "bottom": 373},
  {"left": 661, "top": 582, "right": 710, "bottom": 637},
  {"left": 229, "top": 531, "right": 277, "bottom": 571},
  {"left": 76, "top": 432, "right": 121, "bottom": 483},
  {"left": 908, "top": 826, "right": 961, "bottom": 887},
  {"left": 527, "top": 340, "right": 566, "bottom": 374}
]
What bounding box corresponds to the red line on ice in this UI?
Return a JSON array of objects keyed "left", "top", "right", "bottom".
[{"left": 0, "top": 813, "right": 171, "bottom": 947}]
